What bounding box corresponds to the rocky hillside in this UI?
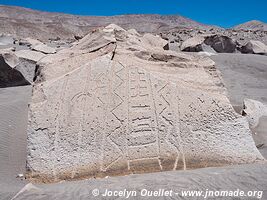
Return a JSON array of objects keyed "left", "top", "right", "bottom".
[
  {"left": 1, "top": 5, "right": 266, "bottom": 52},
  {"left": 0, "top": 5, "right": 213, "bottom": 41},
  {"left": 234, "top": 20, "right": 267, "bottom": 31}
]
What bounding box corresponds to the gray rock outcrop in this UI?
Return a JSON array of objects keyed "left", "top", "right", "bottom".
[
  {"left": 240, "top": 40, "right": 267, "bottom": 55},
  {"left": 204, "top": 35, "right": 236, "bottom": 53},
  {"left": 0, "top": 48, "right": 45, "bottom": 84},
  {"left": 180, "top": 35, "right": 205, "bottom": 52},
  {"left": 27, "top": 25, "right": 263, "bottom": 183},
  {"left": 18, "top": 38, "right": 57, "bottom": 54},
  {"left": 0, "top": 55, "right": 30, "bottom": 87},
  {"left": 242, "top": 99, "right": 267, "bottom": 158},
  {"left": 181, "top": 35, "right": 237, "bottom": 53},
  {"left": 242, "top": 99, "right": 267, "bottom": 129}
]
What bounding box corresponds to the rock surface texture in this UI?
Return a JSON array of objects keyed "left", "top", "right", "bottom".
[
  {"left": 27, "top": 25, "right": 263, "bottom": 183},
  {"left": 242, "top": 99, "right": 267, "bottom": 129},
  {"left": 240, "top": 40, "right": 267, "bottom": 55},
  {"left": 242, "top": 99, "right": 267, "bottom": 159},
  {"left": 0, "top": 55, "right": 30, "bottom": 87},
  {"left": 181, "top": 35, "right": 237, "bottom": 53},
  {"left": 0, "top": 48, "right": 45, "bottom": 84}
]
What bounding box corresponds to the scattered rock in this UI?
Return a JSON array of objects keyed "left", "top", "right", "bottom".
[
  {"left": 180, "top": 35, "right": 205, "bottom": 52},
  {"left": 19, "top": 38, "right": 57, "bottom": 54},
  {"left": 0, "top": 35, "right": 14, "bottom": 46},
  {"left": 74, "top": 35, "right": 83, "bottom": 40},
  {"left": 18, "top": 38, "right": 41, "bottom": 47},
  {"left": 0, "top": 48, "right": 45, "bottom": 84},
  {"left": 181, "top": 35, "right": 237, "bottom": 53},
  {"left": 14, "top": 50, "right": 45, "bottom": 62},
  {"left": 0, "top": 55, "right": 30, "bottom": 87},
  {"left": 204, "top": 35, "right": 237, "bottom": 53},
  {"left": 240, "top": 40, "right": 267, "bottom": 55},
  {"left": 31, "top": 44, "right": 56, "bottom": 54},
  {"left": 16, "top": 174, "right": 24, "bottom": 178},
  {"left": 142, "top": 33, "right": 169, "bottom": 50},
  {"left": 242, "top": 99, "right": 267, "bottom": 129}
]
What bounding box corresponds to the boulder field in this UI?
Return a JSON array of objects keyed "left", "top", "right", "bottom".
[{"left": 180, "top": 34, "right": 267, "bottom": 55}]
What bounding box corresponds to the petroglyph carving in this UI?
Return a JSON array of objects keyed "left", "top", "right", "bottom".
[{"left": 27, "top": 25, "right": 263, "bottom": 182}]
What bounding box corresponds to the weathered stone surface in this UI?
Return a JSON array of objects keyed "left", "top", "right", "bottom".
[
  {"left": 31, "top": 43, "right": 56, "bottom": 54},
  {"left": 19, "top": 38, "right": 57, "bottom": 54},
  {"left": 0, "top": 49, "right": 45, "bottom": 84},
  {"left": 242, "top": 99, "right": 267, "bottom": 158},
  {"left": 27, "top": 25, "right": 263, "bottom": 183},
  {"left": 18, "top": 38, "right": 40, "bottom": 47},
  {"left": 0, "top": 55, "right": 30, "bottom": 87},
  {"left": 141, "top": 33, "right": 169, "bottom": 50},
  {"left": 14, "top": 50, "right": 45, "bottom": 62},
  {"left": 204, "top": 35, "right": 236, "bottom": 53},
  {"left": 0, "top": 35, "right": 14, "bottom": 46},
  {"left": 181, "top": 35, "right": 237, "bottom": 53},
  {"left": 240, "top": 40, "right": 267, "bottom": 55},
  {"left": 180, "top": 35, "right": 205, "bottom": 52},
  {"left": 242, "top": 99, "right": 267, "bottom": 129}
]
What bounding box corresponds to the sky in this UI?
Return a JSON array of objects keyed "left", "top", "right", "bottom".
[{"left": 0, "top": 0, "right": 266, "bottom": 28}]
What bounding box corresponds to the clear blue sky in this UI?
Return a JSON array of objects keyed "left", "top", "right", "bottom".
[{"left": 0, "top": 0, "right": 266, "bottom": 28}]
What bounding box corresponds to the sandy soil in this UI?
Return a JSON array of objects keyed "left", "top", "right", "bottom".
[
  {"left": 211, "top": 53, "right": 267, "bottom": 108},
  {"left": 11, "top": 162, "right": 267, "bottom": 200},
  {"left": 0, "top": 86, "right": 31, "bottom": 200}
]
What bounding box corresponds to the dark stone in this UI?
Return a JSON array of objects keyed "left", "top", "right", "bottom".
[{"left": 0, "top": 55, "right": 30, "bottom": 88}]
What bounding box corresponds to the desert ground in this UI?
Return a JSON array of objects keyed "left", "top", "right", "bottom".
[{"left": 0, "top": 5, "right": 267, "bottom": 200}]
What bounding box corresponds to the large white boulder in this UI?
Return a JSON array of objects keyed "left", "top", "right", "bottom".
[
  {"left": 26, "top": 25, "right": 263, "bottom": 183},
  {"left": 180, "top": 35, "right": 205, "bottom": 52},
  {"left": 242, "top": 99, "right": 267, "bottom": 129},
  {"left": 241, "top": 40, "right": 267, "bottom": 55}
]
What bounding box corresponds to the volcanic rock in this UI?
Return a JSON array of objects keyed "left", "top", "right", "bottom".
[
  {"left": 27, "top": 24, "right": 263, "bottom": 183},
  {"left": 240, "top": 40, "right": 267, "bottom": 55},
  {"left": 0, "top": 48, "right": 45, "bottom": 84},
  {"left": 242, "top": 99, "right": 267, "bottom": 129},
  {"left": 181, "top": 35, "right": 237, "bottom": 53},
  {"left": 180, "top": 35, "right": 205, "bottom": 52},
  {"left": 0, "top": 35, "right": 14, "bottom": 46},
  {"left": 0, "top": 55, "right": 30, "bottom": 87},
  {"left": 204, "top": 35, "right": 236, "bottom": 53},
  {"left": 18, "top": 38, "right": 57, "bottom": 54}
]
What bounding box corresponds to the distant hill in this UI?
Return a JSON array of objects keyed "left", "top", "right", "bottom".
[
  {"left": 0, "top": 5, "right": 214, "bottom": 41},
  {"left": 234, "top": 20, "right": 267, "bottom": 31}
]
